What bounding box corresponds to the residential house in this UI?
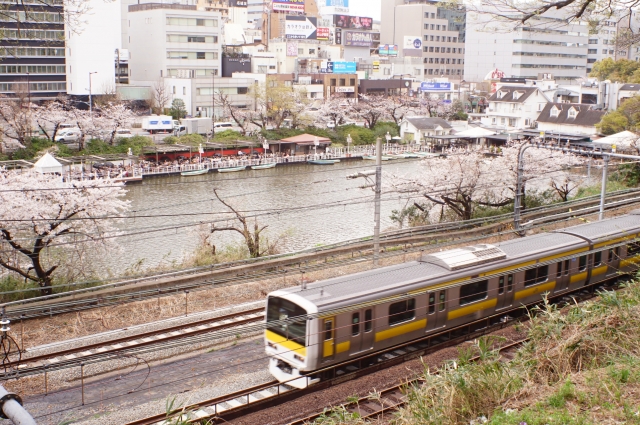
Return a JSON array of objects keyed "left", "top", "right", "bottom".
[
  {"left": 481, "top": 86, "right": 550, "bottom": 131},
  {"left": 400, "top": 117, "right": 452, "bottom": 143},
  {"left": 536, "top": 103, "right": 606, "bottom": 136}
]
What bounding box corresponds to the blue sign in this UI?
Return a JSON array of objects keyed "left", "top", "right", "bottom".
[
  {"left": 326, "top": 0, "right": 349, "bottom": 6},
  {"left": 420, "top": 82, "right": 452, "bottom": 91},
  {"left": 331, "top": 61, "right": 357, "bottom": 73}
]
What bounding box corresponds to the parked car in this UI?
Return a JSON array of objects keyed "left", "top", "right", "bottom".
[
  {"left": 54, "top": 129, "right": 82, "bottom": 144},
  {"left": 115, "top": 129, "right": 133, "bottom": 139}
]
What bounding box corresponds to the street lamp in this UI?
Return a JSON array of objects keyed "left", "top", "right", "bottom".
[
  {"left": 88, "top": 71, "right": 97, "bottom": 118},
  {"left": 385, "top": 131, "right": 391, "bottom": 153},
  {"left": 346, "top": 133, "right": 352, "bottom": 156}
]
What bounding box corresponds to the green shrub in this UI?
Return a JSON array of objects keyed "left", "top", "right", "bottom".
[{"left": 213, "top": 130, "right": 243, "bottom": 141}]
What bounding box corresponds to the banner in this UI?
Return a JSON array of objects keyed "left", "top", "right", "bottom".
[
  {"left": 420, "top": 82, "right": 452, "bottom": 91},
  {"left": 286, "top": 41, "right": 298, "bottom": 56},
  {"left": 334, "top": 15, "right": 372, "bottom": 30},
  {"left": 317, "top": 27, "right": 330, "bottom": 40},
  {"left": 272, "top": 0, "right": 304, "bottom": 12},
  {"left": 379, "top": 44, "right": 398, "bottom": 56},
  {"left": 331, "top": 61, "right": 357, "bottom": 73},
  {"left": 326, "top": 0, "right": 349, "bottom": 6},
  {"left": 403, "top": 36, "right": 422, "bottom": 50},
  {"left": 344, "top": 31, "right": 373, "bottom": 47},
  {"left": 285, "top": 16, "right": 317, "bottom": 39}
]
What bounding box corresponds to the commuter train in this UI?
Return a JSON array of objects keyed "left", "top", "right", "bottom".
[{"left": 264, "top": 211, "right": 640, "bottom": 388}]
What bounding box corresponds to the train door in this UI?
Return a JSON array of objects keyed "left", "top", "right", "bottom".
[
  {"left": 607, "top": 247, "right": 620, "bottom": 277},
  {"left": 556, "top": 259, "right": 570, "bottom": 291},
  {"left": 435, "top": 289, "right": 448, "bottom": 328},
  {"left": 426, "top": 291, "right": 437, "bottom": 332},
  {"left": 322, "top": 317, "right": 335, "bottom": 361},
  {"left": 496, "top": 274, "right": 515, "bottom": 310},
  {"left": 350, "top": 308, "right": 374, "bottom": 354}
]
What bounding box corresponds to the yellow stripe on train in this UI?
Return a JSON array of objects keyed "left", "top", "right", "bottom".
[
  {"left": 265, "top": 330, "right": 307, "bottom": 356},
  {"left": 336, "top": 341, "right": 350, "bottom": 354},
  {"left": 620, "top": 255, "right": 640, "bottom": 269},
  {"left": 375, "top": 319, "right": 427, "bottom": 342},
  {"left": 514, "top": 280, "right": 556, "bottom": 301},
  {"left": 447, "top": 298, "right": 497, "bottom": 320}
]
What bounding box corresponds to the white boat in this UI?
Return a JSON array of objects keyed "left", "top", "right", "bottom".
[
  {"left": 251, "top": 163, "right": 277, "bottom": 170},
  {"left": 181, "top": 169, "right": 208, "bottom": 176},
  {"left": 217, "top": 166, "right": 246, "bottom": 173}
]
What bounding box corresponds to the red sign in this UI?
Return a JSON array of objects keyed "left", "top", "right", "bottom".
[{"left": 317, "top": 27, "right": 330, "bottom": 40}]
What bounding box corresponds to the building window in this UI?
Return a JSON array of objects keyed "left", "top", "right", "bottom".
[
  {"left": 339, "top": 78, "right": 346, "bottom": 85},
  {"left": 588, "top": 49, "right": 597, "bottom": 54},
  {"left": 431, "top": 13, "right": 435, "bottom": 18},
  {"left": 349, "top": 78, "right": 355, "bottom": 86},
  {"left": 509, "top": 118, "right": 517, "bottom": 126},
  {"left": 568, "top": 107, "right": 577, "bottom": 118},
  {"left": 436, "top": 36, "right": 440, "bottom": 41},
  {"left": 309, "top": 49, "right": 315, "bottom": 54},
  {"left": 436, "top": 24, "right": 440, "bottom": 30},
  {"left": 588, "top": 39, "right": 598, "bottom": 44},
  {"left": 258, "top": 65, "right": 267, "bottom": 73},
  {"left": 183, "top": 87, "right": 186, "bottom": 95},
  {"left": 550, "top": 106, "right": 559, "bottom": 117},
  {"left": 429, "top": 47, "right": 434, "bottom": 52},
  {"left": 435, "top": 47, "right": 440, "bottom": 52},
  {"left": 172, "top": 86, "right": 176, "bottom": 94}
]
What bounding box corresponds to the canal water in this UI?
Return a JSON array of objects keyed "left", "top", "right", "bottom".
[{"left": 113, "top": 158, "right": 425, "bottom": 272}]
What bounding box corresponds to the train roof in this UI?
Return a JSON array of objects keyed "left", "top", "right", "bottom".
[
  {"left": 274, "top": 212, "right": 639, "bottom": 311},
  {"left": 557, "top": 213, "right": 640, "bottom": 242}
]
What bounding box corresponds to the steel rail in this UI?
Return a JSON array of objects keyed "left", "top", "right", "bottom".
[
  {"left": 0, "top": 308, "right": 265, "bottom": 379},
  {"left": 4, "top": 191, "right": 639, "bottom": 321}
]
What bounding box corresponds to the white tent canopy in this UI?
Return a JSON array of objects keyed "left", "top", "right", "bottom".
[
  {"left": 454, "top": 127, "right": 496, "bottom": 138},
  {"left": 593, "top": 131, "right": 639, "bottom": 147},
  {"left": 33, "top": 153, "right": 63, "bottom": 174}
]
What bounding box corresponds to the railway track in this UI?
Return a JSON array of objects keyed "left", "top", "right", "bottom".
[
  {"left": 4, "top": 189, "right": 640, "bottom": 321},
  {"left": 289, "top": 339, "right": 528, "bottom": 425},
  {"left": 123, "top": 277, "right": 620, "bottom": 425},
  {"left": 1, "top": 307, "right": 265, "bottom": 380}
]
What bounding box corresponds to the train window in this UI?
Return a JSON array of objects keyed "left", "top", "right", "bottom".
[
  {"left": 439, "top": 291, "right": 446, "bottom": 311},
  {"left": 428, "top": 293, "right": 435, "bottom": 314},
  {"left": 556, "top": 262, "right": 562, "bottom": 278},
  {"left": 627, "top": 242, "right": 640, "bottom": 256},
  {"left": 498, "top": 277, "right": 504, "bottom": 295},
  {"left": 579, "top": 255, "right": 587, "bottom": 271},
  {"left": 608, "top": 249, "right": 613, "bottom": 263},
  {"left": 594, "top": 251, "right": 602, "bottom": 266},
  {"left": 459, "top": 280, "right": 488, "bottom": 305},
  {"left": 388, "top": 299, "right": 416, "bottom": 326},
  {"left": 524, "top": 265, "right": 548, "bottom": 287},
  {"left": 352, "top": 313, "right": 360, "bottom": 336},
  {"left": 364, "top": 309, "right": 372, "bottom": 332},
  {"left": 564, "top": 260, "right": 570, "bottom": 275},
  {"left": 507, "top": 275, "right": 513, "bottom": 291},
  {"left": 267, "top": 296, "right": 307, "bottom": 343},
  {"left": 324, "top": 320, "right": 333, "bottom": 341}
]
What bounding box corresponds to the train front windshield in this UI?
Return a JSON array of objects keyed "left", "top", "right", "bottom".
[{"left": 266, "top": 297, "right": 307, "bottom": 344}]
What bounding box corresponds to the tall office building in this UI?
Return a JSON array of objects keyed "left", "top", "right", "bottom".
[
  {"left": 380, "top": 0, "right": 466, "bottom": 78},
  {"left": 0, "top": 0, "right": 67, "bottom": 99},
  {"left": 464, "top": 10, "right": 588, "bottom": 83},
  {"left": 586, "top": 17, "right": 630, "bottom": 73}
]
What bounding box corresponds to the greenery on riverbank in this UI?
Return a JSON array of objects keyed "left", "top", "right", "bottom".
[
  {"left": 1, "top": 135, "right": 153, "bottom": 161},
  {"left": 315, "top": 277, "right": 640, "bottom": 425}
]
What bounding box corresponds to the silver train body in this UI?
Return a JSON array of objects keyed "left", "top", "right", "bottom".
[{"left": 265, "top": 211, "right": 640, "bottom": 388}]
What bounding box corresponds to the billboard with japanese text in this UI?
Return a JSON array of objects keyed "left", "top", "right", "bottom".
[
  {"left": 317, "top": 27, "right": 330, "bottom": 40},
  {"left": 285, "top": 16, "right": 317, "bottom": 39},
  {"left": 333, "top": 14, "right": 372, "bottom": 30},
  {"left": 344, "top": 31, "right": 373, "bottom": 47},
  {"left": 326, "top": 0, "right": 349, "bottom": 6},
  {"left": 420, "top": 82, "right": 452, "bottom": 91},
  {"left": 273, "top": 0, "right": 304, "bottom": 12},
  {"left": 379, "top": 44, "right": 398, "bottom": 56}
]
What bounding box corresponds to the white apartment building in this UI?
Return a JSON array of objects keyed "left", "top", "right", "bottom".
[
  {"left": 465, "top": 11, "right": 588, "bottom": 83},
  {"left": 587, "top": 18, "right": 630, "bottom": 74},
  {"left": 66, "top": 0, "right": 121, "bottom": 96},
  {"left": 481, "top": 85, "right": 550, "bottom": 131},
  {"left": 380, "top": 0, "right": 465, "bottom": 78},
  {"left": 127, "top": 4, "right": 222, "bottom": 83},
  {"left": 269, "top": 40, "right": 341, "bottom": 74}
]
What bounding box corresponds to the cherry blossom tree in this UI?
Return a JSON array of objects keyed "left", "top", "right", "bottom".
[
  {"left": 314, "top": 95, "right": 351, "bottom": 128},
  {"left": 0, "top": 170, "right": 130, "bottom": 296},
  {"left": 386, "top": 96, "right": 416, "bottom": 125},
  {"left": 34, "top": 98, "right": 75, "bottom": 141},
  {"left": 387, "top": 144, "right": 586, "bottom": 222},
  {"left": 216, "top": 93, "right": 257, "bottom": 135},
  {"left": 93, "top": 103, "right": 136, "bottom": 145},
  {"left": 350, "top": 94, "right": 389, "bottom": 128},
  {"left": 0, "top": 92, "right": 31, "bottom": 146}
]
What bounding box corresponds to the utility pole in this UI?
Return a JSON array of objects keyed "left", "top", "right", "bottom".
[
  {"left": 513, "top": 143, "right": 530, "bottom": 236},
  {"left": 599, "top": 155, "right": 609, "bottom": 221},
  {"left": 88, "top": 71, "right": 97, "bottom": 118},
  {"left": 373, "top": 136, "right": 382, "bottom": 265},
  {"left": 211, "top": 70, "right": 216, "bottom": 137}
]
